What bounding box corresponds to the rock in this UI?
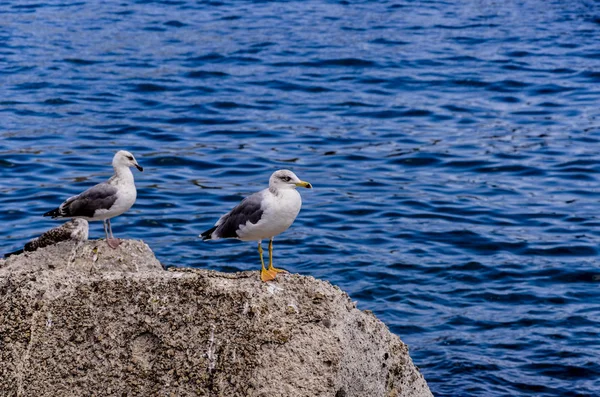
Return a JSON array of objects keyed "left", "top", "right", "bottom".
[{"left": 0, "top": 240, "right": 432, "bottom": 397}]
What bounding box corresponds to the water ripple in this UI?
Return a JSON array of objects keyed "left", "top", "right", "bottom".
[{"left": 1, "top": 1, "right": 600, "bottom": 396}]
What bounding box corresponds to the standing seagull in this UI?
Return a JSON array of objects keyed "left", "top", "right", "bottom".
[
  {"left": 200, "top": 169, "right": 312, "bottom": 282},
  {"left": 43, "top": 150, "right": 143, "bottom": 249},
  {"left": 4, "top": 219, "right": 89, "bottom": 258}
]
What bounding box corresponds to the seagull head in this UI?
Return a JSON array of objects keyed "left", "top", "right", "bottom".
[
  {"left": 71, "top": 218, "right": 89, "bottom": 228},
  {"left": 70, "top": 218, "right": 89, "bottom": 241},
  {"left": 270, "top": 169, "right": 312, "bottom": 190},
  {"left": 113, "top": 150, "right": 143, "bottom": 172}
]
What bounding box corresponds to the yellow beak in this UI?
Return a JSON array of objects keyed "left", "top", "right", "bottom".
[{"left": 295, "top": 180, "right": 312, "bottom": 189}]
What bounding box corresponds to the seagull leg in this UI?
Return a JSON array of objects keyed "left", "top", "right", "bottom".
[
  {"left": 266, "top": 237, "right": 288, "bottom": 279},
  {"left": 106, "top": 219, "right": 121, "bottom": 249},
  {"left": 103, "top": 220, "right": 109, "bottom": 240},
  {"left": 259, "top": 241, "right": 275, "bottom": 282}
]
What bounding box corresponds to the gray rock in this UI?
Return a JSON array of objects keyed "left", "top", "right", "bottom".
[{"left": 0, "top": 240, "right": 432, "bottom": 397}]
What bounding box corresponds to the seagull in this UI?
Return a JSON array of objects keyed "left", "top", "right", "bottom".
[
  {"left": 4, "top": 219, "right": 89, "bottom": 258},
  {"left": 200, "top": 169, "right": 312, "bottom": 282},
  {"left": 43, "top": 150, "right": 143, "bottom": 249}
]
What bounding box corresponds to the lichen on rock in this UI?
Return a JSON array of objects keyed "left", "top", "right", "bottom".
[{"left": 0, "top": 240, "right": 432, "bottom": 397}]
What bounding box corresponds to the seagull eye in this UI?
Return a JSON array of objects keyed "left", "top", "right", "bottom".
[
  {"left": 281, "top": 176, "right": 291, "bottom": 182},
  {"left": 126, "top": 156, "right": 134, "bottom": 161}
]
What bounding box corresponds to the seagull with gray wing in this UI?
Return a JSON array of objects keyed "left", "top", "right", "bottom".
[
  {"left": 4, "top": 218, "right": 89, "bottom": 258},
  {"left": 43, "top": 150, "right": 143, "bottom": 249},
  {"left": 200, "top": 169, "right": 312, "bottom": 282}
]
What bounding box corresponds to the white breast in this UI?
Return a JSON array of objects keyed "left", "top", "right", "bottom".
[
  {"left": 94, "top": 176, "right": 137, "bottom": 220},
  {"left": 237, "top": 189, "right": 302, "bottom": 241},
  {"left": 109, "top": 185, "right": 137, "bottom": 216}
]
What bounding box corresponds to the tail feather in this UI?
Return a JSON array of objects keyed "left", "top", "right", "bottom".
[
  {"left": 200, "top": 226, "right": 217, "bottom": 240},
  {"left": 43, "top": 208, "right": 61, "bottom": 218},
  {"left": 4, "top": 249, "right": 24, "bottom": 258}
]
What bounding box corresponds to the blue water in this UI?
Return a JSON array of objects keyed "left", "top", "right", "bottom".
[{"left": 2, "top": 1, "right": 600, "bottom": 395}]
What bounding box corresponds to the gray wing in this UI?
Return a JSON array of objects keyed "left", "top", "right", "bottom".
[
  {"left": 213, "top": 191, "right": 264, "bottom": 239},
  {"left": 24, "top": 220, "right": 80, "bottom": 252},
  {"left": 60, "top": 182, "right": 118, "bottom": 218}
]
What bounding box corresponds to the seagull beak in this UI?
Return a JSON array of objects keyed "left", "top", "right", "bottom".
[
  {"left": 135, "top": 164, "right": 144, "bottom": 172},
  {"left": 295, "top": 180, "right": 312, "bottom": 189}
]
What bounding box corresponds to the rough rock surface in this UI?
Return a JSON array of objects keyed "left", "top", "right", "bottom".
[{"left": 0, "top": 240, "right": 432, "bottom": 397}]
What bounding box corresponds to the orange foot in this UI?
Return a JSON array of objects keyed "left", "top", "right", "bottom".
[
  {"left": 268, "top": 266, "right": 288, "bottom": 275},
  {"left": 261, "top": 267, "right": 276, "bottom": 282},
  {"left": 260, "top": 266, "right": 288, "bottom": 282}
]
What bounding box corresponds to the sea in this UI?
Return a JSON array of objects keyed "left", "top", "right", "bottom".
[{"left": 1, "top": 1, "right": 600, "bottom": 396}]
